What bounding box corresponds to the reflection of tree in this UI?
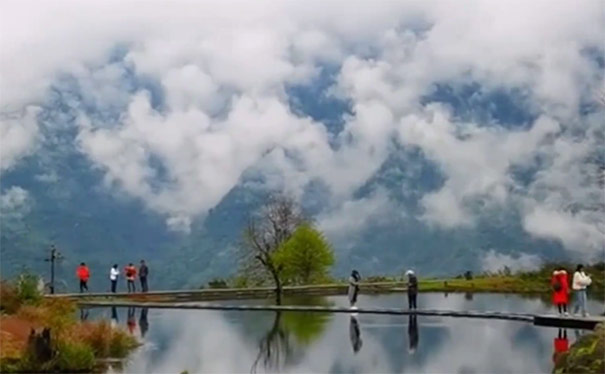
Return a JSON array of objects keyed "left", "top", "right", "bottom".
[
  {"left": 251, "top": 312, "right": 290, "bottom": 374},
  {"left": 251, "top": 297, "right": 332, "bottom": 373}
]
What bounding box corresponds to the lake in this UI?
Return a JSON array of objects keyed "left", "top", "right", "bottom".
[{"left": 85, "top": 293, "right": 604, "bottom": 373}]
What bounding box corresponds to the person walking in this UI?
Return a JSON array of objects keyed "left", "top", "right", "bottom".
[
  {"left": 406, "top": 270, "right": 418, "bottom": 310},
  {"left": 572, "top": 264, "right": 592, "bottom": 317},
  {"left": 76, "top": 262, "right": 90, "bottom": 293},
  {"left": 110, "top": 264, "right": 119, "bottom": 293},
  {"left": 551, "top": 267, "right": 569, "bottom": 315},
  {"left": 125, "top": 263, "right": 137, "bottom": 293},
  {"left": 348, "top": 270, "right": 361, "bottom": 309},
  {"left": 139, "top": 260, "right": 149, "bottom": 292}
]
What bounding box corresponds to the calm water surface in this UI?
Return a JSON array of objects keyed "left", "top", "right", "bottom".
[{"left": 87, "top": 293, "right": 604, "bottom": 373}]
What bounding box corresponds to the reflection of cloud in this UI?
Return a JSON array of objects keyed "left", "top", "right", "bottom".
[{"left": 118, "top": 294, "right": 605, "bottom": 373}]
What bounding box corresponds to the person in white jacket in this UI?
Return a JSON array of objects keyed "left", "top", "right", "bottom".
[{"left": 572, "top": 264, "right": 592, "bottom": 317}]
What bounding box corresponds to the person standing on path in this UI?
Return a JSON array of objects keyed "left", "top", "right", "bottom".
[
  {"left": 406, "top": 270, "right": 418, "bottom": 310},
  {"left": 76, "top": 262, "right": 90, "bottom": 293},
  {"left": 110, "top": 264, "right": 119, "bottom": 293},
  {"left": 139, "top": 260, "right": 149, "bottom": 292},
  {"left": 551, "top": 267, "right": 569, "bottom": 315},
  {"left": 572, "top": 264, "right": 592, "bottom": 317},
  {"left": 348, "top": 270, "right": 361, "bottom": 309},
  {"left": 125, "top": 263, "right": 137, "bottom": 293}
]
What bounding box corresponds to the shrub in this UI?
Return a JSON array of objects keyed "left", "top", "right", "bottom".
[
  {"left": 16, "top": 272, "right": 42, "bottom": 306},
  {"left": 54, "top": 341, "right": 95, "bottom": 372},
  {"left": 207, "top": 278, "right": 229, "bottom": 289},
  {"left": 0, "top": 281, "right": 21, "bottom": 314}
]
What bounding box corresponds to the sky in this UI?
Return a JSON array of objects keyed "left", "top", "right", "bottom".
[{"left": 1, "top": 0, "right": 604, "bottom": 262}]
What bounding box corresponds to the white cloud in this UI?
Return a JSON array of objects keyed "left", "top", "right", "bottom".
[
  {"left": 481, "top": 250, "right": 542, "bottom": 273},
  {"left": 1, "top": 0, "right": 603, "bottom": 256},
  {"left": 0, "top": 186, "right": 31, "bottom": 220},
  {"left": 318, "top": 190, "right": 395, "bottom": 239},
  {"left": 0, "top": 107, "right": 40, "bottom": 171}
]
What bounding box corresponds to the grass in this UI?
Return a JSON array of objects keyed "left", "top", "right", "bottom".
[{"left": 0, "top": 276, "right": 138, "bottom": 373}]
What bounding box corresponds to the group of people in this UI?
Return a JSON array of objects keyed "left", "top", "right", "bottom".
[
  {"left": 347, "top": 268, "right": 418, "bottom": 310},
  {"left": 551, "top": 264, "right": 592, "bottom": 317},
  {"left": 347, "top": 263, "right": 593, "bottom": 317},
  {"left": 76, "top": 260, "right": 150, "bottom": 293}
]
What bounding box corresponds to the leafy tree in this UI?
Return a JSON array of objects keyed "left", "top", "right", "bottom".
[
  {"left": 240, "top": 195, "right": 305, "bottom": 304},
  {"left": 274, "top": 223, "right": 334, "bottom": 285}
]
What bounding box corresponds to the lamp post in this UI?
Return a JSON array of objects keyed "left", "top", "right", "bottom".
[{"left": 45, "top": 245, "right": 63, "bottom": 294}]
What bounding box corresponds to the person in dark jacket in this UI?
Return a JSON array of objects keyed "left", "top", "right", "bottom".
[
  {"left": 406, "top": 270, "right": 418, "bottom": 309},
  {"left": 139, "top": 260, "right": 149, "bottom": 292},
  {"left": 348, "top": 270, "right": 361, "bottom": 309}
]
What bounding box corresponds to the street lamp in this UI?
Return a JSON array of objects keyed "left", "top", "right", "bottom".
[{"left": 44, "top": 244, "right": 63, "bottom": 294}]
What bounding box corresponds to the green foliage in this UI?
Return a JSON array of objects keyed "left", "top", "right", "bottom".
[
  {"left": 281, "top": 296, "right": 332, "bottom": 345},
  {"left": 273, "top": 224, "right": 335, "bottom": 285},
  {"left": 54, "top": 341, "right": 95, "bottom": 372},
  {"left": 16, "top": 272, "right": 42, "bottom": 306},
  {"left": 554, "top": 323, "right": 605, "bottom": 374},
  {"left": 207, "top": 278, "right": 229, "bottom": 289}
]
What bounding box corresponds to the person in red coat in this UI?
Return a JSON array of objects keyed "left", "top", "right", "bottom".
[
  {"left": 551, "top": 268, "right": 569, "bottom": 315},
  {"left": 76, "top": 262, "right": 90, "bottom": 293}
]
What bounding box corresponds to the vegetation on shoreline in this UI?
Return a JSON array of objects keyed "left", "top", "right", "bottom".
[
  {"left": 0, "top": 275, "right": 138, "bottom": 373},
  {"left": 205, "top": 262, "right": 605, "bottom": 296},
  {"left": 553, "top": 323, "right": 605, "bottom": 374}
]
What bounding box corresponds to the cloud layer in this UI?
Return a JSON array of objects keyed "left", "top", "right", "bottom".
[{"left": 1, "top": 1, "right": 603, "bottom": 256}]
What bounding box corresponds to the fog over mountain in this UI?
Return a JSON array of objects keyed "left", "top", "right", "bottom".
[{"left": 1, "top": 1, "right": 603, "bottom": 288}]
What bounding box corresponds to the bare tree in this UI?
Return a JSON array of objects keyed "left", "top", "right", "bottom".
[{"left": 240, "top": 195, "right": 305, "bottom": 304}]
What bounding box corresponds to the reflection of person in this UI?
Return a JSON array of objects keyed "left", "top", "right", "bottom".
[
  {"left": 349, "top": 316, "right": 363, "bottom": 354},
  {"left": 127, "top": 307, "right": 136, "bottom": 334},
  {"left": 408, "top": 314, "right": 419, "bottom": 354},
  {"left": 406, "top": 270, "right": 418, "bottom": 309},
  {"left": 551, "top": 268, "right": 569, "bottom": 315},
  {"left": 139, "top": 308, "right": 149, "bottom": 338},
  {"left": 552, "top": 329, "right": 569, "bottom": 364},
  {"left": 111, "top": 306, "right": 119, "bottom": 328},
  {"left": 572, "top": 264, "right": 591, "bottom": 317},
  {"left": 348, "top": 270, "right": 361, "bottom": 309},
  {"left": 79, "top": 307, "right": 89, "bottom": 321}
]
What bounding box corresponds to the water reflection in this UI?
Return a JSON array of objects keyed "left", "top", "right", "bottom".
[
  {"left": 408, "top": 314, "right": 419, "bottom": 354},
  {"left": 552, "top": 329, "right": 568, "bottom": 365},
  {"left": 127, "top": 307, "right": 137, "bottom": 335},
  {"left": 251, "top": 312, "right": 290, "bottom": 373},
  {"left": 79, "top": 307, "right": 89, "bottom": 322},
  {"left": 139, "top": 308, "right": 149, "bottom": 338},
  {"left": 349, "top": 316, "right": 362, "bottom": 354},
  {"left": 111, "top": 306, "right": 119, "bottom": 327},
  {"left": 112, "top": 293, "right": 604, "bottom": 374}
]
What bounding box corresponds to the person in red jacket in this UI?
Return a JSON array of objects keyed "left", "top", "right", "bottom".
[
  {"left": 76, "top": 262, "right": 90, "bottom": 293},
  {"left": 551, "top": 268, "right": 569, "bottom": 315},
  {"left": 124, "top": 263, "right": 137, "bottom": 293}
]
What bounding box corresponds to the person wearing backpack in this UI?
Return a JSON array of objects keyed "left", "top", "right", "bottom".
[
  {"left": 551, "top": 267, "right": 569, "bottom": 315},
  {"left": 406, "top": 270, "right": 418, "bottom": 310},
  {"left": 124, "top": 263, "right": 137, "bottom": 293},
  {"left": 572, "top": 264, "right": 592, "bottom": 317}
]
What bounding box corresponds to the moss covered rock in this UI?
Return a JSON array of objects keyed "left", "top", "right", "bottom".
[{"left": 553, "top": 323, "right": 605, "bottom": 374}]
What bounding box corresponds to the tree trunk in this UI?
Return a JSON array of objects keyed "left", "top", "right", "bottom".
[{"left": 270, "top": 269, "right": 282, "bottom": 305}]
